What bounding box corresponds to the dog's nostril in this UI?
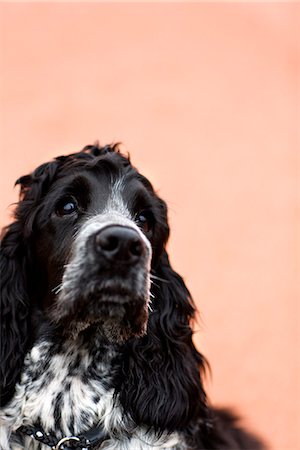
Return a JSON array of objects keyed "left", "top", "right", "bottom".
[
  {"left": 130, "top": 239, "right": 143, "bottom": 257},
  {"left": 96, "top": 234, "right": 119, "bottom": 253},
  {"left": 94, "top": 226, "right": 145, "bottom": 262}
]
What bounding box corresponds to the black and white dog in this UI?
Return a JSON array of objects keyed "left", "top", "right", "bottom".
[{"left": 0, "top": 144, "right": 264, "bottom": 449}]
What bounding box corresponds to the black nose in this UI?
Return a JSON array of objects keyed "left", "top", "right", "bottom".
[{"left": 94, "top": 225, "right": 145, "bottom": 263}]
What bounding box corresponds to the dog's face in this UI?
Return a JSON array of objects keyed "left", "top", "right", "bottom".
[{"left": 19, "top": 148, "right": 169, "bottom": 343}]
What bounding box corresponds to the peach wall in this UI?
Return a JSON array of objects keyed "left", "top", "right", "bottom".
[{"left": 0, "top": 3, "right": 298, "bottom": 449}]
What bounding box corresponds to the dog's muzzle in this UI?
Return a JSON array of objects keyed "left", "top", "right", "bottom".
[{"left": 53, "top": 213, "right": 152, "bottom": 341}]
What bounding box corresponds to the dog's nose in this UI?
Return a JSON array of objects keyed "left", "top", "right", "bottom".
[{"left": 94, "top": 226, "right": 145, "bottom": 263}]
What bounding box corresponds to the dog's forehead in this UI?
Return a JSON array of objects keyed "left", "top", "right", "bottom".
[
  {"left": 89, "top": 172, "right": 154, "bottom": 218},
  {"left": 50, "top": 165, "right": 152, "bottom": 216}
]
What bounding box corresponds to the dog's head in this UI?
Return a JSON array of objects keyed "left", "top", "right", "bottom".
[{"left": 2, "top": 145, "right": 169, "bottom": 344}]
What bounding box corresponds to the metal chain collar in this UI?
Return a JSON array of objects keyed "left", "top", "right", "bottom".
[{"left": 18, "top": 424, "right": 110, "bottom": 449}]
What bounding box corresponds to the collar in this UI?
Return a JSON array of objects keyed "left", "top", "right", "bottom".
[{"left": 17, "top": 424, "right": 110, "bottom": 449}]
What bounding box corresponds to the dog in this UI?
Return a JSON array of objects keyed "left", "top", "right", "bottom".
[{"left": 0, "top": 144, "right": 265, "bottom": 449}]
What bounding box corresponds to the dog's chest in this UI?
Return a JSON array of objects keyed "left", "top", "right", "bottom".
[
  {"left": 2, "top": 342, "right": 186, "bottom": 450},
  {"left": 16, "top": 341, "right": 121, "bottom": 436}
]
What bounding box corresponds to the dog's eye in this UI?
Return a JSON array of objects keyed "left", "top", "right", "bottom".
[
  {"left": 136, "top": 211, "right": 154, "bottom": 233},
  {"left": 55, "top": 197, "right": 78, "bottom": 216}
]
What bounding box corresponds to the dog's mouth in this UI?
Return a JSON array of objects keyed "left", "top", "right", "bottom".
[
  {"left": 89, "top": 285, "right": 141, "bottom": 302},
  {"left": 79, "top": 284, "right": 149, "bottom": 322},
  {"left": 52, "top": 278, "right": 150, "bottom": 342}
]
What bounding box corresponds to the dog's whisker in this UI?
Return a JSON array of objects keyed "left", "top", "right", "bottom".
[
  {"left": 150, "top": 274, "right": 170, "bottom": 283},
  {"left": 150, "top": 279, "right": 160, "bottom": 289},
  {"left": 52, "top": 284, "right": 63, "bottom": 295}
]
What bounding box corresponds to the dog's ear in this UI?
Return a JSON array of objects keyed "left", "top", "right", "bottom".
[
  {"left": 0, "top": 220, "right": 31, "bottom": 406},
  {"left": 0, "top": 159, "right": 61, "bottom": 406},
  {"left": 118, "top": 250, "right": 209, "bottom": 433}
]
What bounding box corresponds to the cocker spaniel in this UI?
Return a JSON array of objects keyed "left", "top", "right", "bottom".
[{"left": 0, "top": 144, "right": 264, "bottom": 449}]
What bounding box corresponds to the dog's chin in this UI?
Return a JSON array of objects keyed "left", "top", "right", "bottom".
[{"left": 57, "top": 291, "right": 149, "bottom": 343}]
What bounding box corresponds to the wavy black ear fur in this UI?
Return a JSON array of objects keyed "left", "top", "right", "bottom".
[
  {"left": 0, "top": 159, "right": 62, "bottom": 406},
  {"left": 0, "top": 221, "right": 31, "bottom": 406},
  {"left": 117, "top": 251, "right": 209, "bottom": 433}
]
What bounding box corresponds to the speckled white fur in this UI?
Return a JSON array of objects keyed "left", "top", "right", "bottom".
[{"left": 0, "top": 340, "right": 185, "bottom": 450}]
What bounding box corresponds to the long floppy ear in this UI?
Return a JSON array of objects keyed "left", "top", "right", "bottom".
[
  {"left": 0, "top": 221, "right": 31, "bottom": 406},
  {"left": 0, "top": 159, "right": 62, "bottom": 406},
  {"left": 118, "top": 250, "right": 209, "bottom": 433}
]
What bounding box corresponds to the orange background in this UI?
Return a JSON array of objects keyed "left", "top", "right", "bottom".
[{"left": 0, "top": 3, "right": 299, "bottom": 449}]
